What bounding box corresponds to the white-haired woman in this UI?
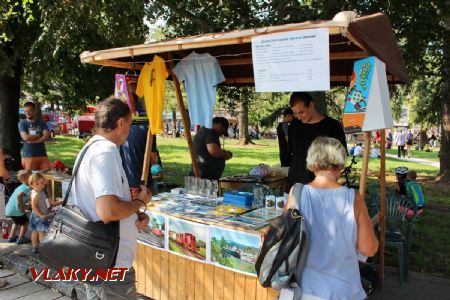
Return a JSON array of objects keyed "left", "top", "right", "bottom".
[{"left": 286, "top": 136, "right": 378, "bottom": 300}]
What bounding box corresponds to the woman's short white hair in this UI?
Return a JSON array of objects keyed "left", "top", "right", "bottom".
[{"left": 306, "top": 136, "right": 347, "bottom": 172}]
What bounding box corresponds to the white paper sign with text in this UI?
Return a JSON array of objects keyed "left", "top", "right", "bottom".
[{"left": 252, "top": 28, "right": 330, "bottom": 92}]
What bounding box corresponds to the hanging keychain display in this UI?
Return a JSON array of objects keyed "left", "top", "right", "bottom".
[{"left": 114, "top": 70, "right": 141, "bottom": 116}]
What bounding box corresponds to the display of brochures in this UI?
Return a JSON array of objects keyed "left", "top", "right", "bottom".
[
  {"left": 154, "top": 202, "right": 204, "bottom": 216},
  {"left": 190, "top": 199, "right": 221, "bottom": 207},
  {"left": 183, "top": 210, "right": 232, "bottom": 223},
  {"left": 151, "top": 192, "right": 173, "bottom": 202},
  {"left": 223, "top": 216, "right": 268, "bottom": 230},
  {"left": 240, "top": 208, "right": 282, "bottom": 222},
  {"left": 148, "top": 191, "right": 272, "bottom": 229},
  {"left": 216, "top": 204, "right": 251, "bottom": 215}
]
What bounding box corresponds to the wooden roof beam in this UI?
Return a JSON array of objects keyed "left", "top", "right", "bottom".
[
  {"left": 224, "top": 74, "right": 399, "bottom": 84},
  {"left": 81, "top": 59, "right": 144, "bottom": 70}
]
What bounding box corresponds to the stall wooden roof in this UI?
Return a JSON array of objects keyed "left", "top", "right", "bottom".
[{"left": 80, "top": 12, "right": 409, "bottom": 86}]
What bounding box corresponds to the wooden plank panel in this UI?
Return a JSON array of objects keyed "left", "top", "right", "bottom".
[
  {"left": 137, "top": 244, "right": 146, "bottom": 295},
  {"left": 145, "top": 246, "right": 154, "bottom": 299},
  {"left": 194, "top": 262, "right": 205, "bottom": 300},
  {"left": 186, "top": 259, "right": 196, "bottom": 300},
  {"left": 152, "top": 249, "right": 161, "bottom": 300},
  {"left": 255, "top": 280, "right": 268, "bottom": 300},
  {"left": 160, "top": 251, "right": 169, "bottom": 300},
  {"left": 234, "top": 273, "right": 246, "bottom": 300},
  {"left": 204, "top": 264, "right": 215, "bottom": 300},
  {"left": 223, "top": 269, "right": 235, "bottom": 300},
  {"left": 169, "top": 253, "right": 178, "bottom": 300},
  {"left": 244, "top": 276, "right": 257, "bottom": 300},
  {"left": 267, "top": 288, "right": 280, "bottom": 300},
  {"left": 177, "top": 256, "right": 186, "bottom": 300},
  {"left": 213, "top": 267, "right": 225, "bottom": 300}
]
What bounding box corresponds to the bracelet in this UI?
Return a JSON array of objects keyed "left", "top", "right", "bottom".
[{"left": 136, "top": 199, "right": 147, "bottom": 212}]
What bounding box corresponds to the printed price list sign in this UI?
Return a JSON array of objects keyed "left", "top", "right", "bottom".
[{"left": 252, "top": 28, "right": 330, "bottom": 92}]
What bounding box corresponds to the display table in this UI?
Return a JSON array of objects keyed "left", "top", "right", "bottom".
[
  {"left": 219, "top": 174, "right": 288, "bottom": 195},
  {"left": 133, "top": 194, "right": 280, "bottom": 300}
]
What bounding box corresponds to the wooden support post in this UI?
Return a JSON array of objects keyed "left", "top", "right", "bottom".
[
  {"left": 141, "top": 128, "right": 153, "bottom": 186},
  {"left": 359, "top": 131, "right": 372, "bottom": 198},
  {"left": 166, "top": 53, "right": 200, "bottom": 177},
  {"left": 379, "top": 129, "right": 386, "bottom": 288}
]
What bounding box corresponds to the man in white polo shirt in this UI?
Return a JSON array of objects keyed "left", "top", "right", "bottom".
[{"left": 72, "top": 98, "right": 151, "bottom": 299}]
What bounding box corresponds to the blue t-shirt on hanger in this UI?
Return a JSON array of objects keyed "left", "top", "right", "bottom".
[{"left": 173, "top": 51, "right": 225, "bottom": 128}]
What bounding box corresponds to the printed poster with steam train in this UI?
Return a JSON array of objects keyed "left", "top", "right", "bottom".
[
  {"left": 138, "top": 211, "right": 265, "bottom": 275},
  {"left": 137, "top": 211, "right": 167, "bottom": 250}
]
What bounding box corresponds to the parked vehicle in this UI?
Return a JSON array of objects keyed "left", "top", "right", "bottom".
[{"left": 77, "top": 105, "right": 96, "bottom": 138}]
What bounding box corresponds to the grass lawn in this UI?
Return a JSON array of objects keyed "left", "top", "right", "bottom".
[
  {"left": 46, "top": 135, "right": 450, "bottom": 277},
  {"left": 46, "top": 136, "right": 86, "bottom": 167}
]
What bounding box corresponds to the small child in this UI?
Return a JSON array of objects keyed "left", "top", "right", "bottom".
[
  {"left": 135, "top": 211, "right": 150, "bottom": 232},
  {"left": 404, "top": 170, "right": 425, "bottom": 216},
  {"left": 370, "top": 143, "right": 381, "bottom": 158},
  {"left": 28, "top": 173, "right": 50, "bottom": 254},
  {"left": 150, "top": 151, "right": 163, "bottom": 194},
  {"left": 394, "top": 166, "right": 409, "bottom": 196},
  {"left": 5, "top": 170, "right": 32, "bottom": 244},
  {"left": 151, "top": 163, "right": 163, "bottom": 194}
]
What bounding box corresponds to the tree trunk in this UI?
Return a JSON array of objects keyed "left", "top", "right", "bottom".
[
  {"left": 419, "top": 129, "right": 427, "bottom": 150},
  {"left": 0, "top": 65, "right": 22, "bottom": 171},
  {"left": 172, "top": 110, "right": 177, "bottom": 137},
  {"left": 439, "top": 97, "right": 450, "bottom": 182},
  {"left": 238, "top": 96, "right": 250, "bottom": 145},
  {"left": 437, "top": 12, "right": 450, "bottom": 183}
]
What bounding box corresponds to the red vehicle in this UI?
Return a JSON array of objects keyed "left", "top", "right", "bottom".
[
  {"left": 77, "top": 105, "right": 96, "bottom": 138},
  {"left": 176, "top": 233, "right": 198, "bottom": 252}
]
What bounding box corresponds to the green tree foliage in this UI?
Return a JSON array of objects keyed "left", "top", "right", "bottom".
[
  {"left": 145, "top": 0, "right": 264, "bottom": 35},
  {"left": 0, "top": 0, "right": 37, "bottom": 75},
  {"left": 0, "top": 0, "right": 147, "bottom": 163},
  {"left": 27, "top": 0, "right": 148, "bottom": 112}
]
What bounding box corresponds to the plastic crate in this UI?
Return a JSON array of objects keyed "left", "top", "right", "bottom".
[{"left": 223, "top": 191, "right": 254, "bottom": 208}]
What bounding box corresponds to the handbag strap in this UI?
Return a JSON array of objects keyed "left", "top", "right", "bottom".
[
  {"left": 289, "top": 183, "right": 304, "bottom": 211},
  {"left": 62, "top": 139, "right": 101, "bottom": 207}
]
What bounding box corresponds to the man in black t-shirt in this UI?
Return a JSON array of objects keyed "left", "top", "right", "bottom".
[
  {"left": 288, "top": 92, "right": 347, "bottom": 186},
  {"left": 192, "top": 117, "right": 233, "bottom": 180}
]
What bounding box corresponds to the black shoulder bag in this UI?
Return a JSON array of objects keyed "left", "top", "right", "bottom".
[{"left": 39, "top": 140, "right": 120, "bottom": 271}]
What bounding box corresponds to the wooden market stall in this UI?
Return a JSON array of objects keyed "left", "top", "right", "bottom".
[{"left": 80, "top": 11, "right": 409, "bottom": 298}]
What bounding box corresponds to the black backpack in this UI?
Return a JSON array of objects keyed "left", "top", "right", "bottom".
[{"left": 255, "top": 183, "right": 308, "bottom": 299}]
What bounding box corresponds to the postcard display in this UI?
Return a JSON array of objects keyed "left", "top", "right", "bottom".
[
  {"left": 343, "top": 56, "right": 393, "bottom": 134},
  {"left": 136, "top": 192, "right": 280, "bottom": 276}
]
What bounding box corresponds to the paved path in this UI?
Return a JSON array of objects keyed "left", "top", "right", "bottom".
[
  {"left": 0, "top": 268, "right": 70, "bottom": 300},
  {"left": 370, "top": 267, "right": 450, "bottom": 300},
  {"left": 386, "top": 153, "right": 440, "bottom": 168}
]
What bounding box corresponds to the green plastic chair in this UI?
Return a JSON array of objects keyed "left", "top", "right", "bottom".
[
  {"left": 365, "top": 185, "right": 381, "bottom": 219},
  {"left": 384, "top": 192, "right": 417, "bottom": 284}
]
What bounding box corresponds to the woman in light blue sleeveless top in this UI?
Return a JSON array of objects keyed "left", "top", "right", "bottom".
[{"left": 287, "top": 137, "right": 378, "bottom": 300}]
